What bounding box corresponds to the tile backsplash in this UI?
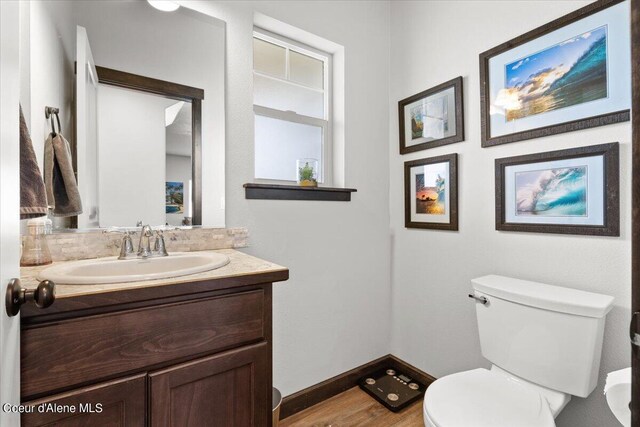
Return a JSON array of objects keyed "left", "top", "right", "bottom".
[{"left": 31, "top": 227, "right": 249, "bottom": 262}]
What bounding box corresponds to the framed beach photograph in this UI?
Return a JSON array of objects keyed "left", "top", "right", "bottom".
[
  {"left": 495, "top": 142, "right": 619, "bottom": 235},
  {"left": 404, "top": 154, "right": 458, "bottom": 230},
  {"left": 165, "top": 181, "right": 184, "bottom": 214},
  {"left": 480, "top": 0, "right": 630, "bottom": 147},
  {"left": 399, "top": 77, "right": 464, "bottom": 154}
]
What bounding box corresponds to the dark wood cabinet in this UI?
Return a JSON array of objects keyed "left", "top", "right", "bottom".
[
  {"left": 20, "top": 271, "right": 286, "bottom": 427},
  {"left": 150, "top": 342, "right": 268, "bottom": 427},
  {"left": 22, "top": 374, "right": 146, "bottom": 426},
  {"left": 21, "top": 290, "right": 265, "bottom": 398}
]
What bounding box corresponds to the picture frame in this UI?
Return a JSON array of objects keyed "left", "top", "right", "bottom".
[
  {"left": 479, "top": 0, "right": 630, "bottom": 147},
  {"left": 495, "top": 142, "right": 619, "bottom": 236},
  {"left": 166, "top": 181, "right": 185, "bottom": 214},
  {"left": 398, "top": 77, "right": 464, "bottom": 154},
  {"left": 404, "top": 154, "right": 458, "bottom": 230}
]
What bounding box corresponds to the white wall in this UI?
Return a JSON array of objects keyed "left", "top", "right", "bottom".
[
  {"left": 26, "top": 0, "right": 74, "bottom": 168},
  {"left": 182, "top": 0, "right": 392, "bottom": 396},
  {"left": 19, "top": 0, "right": 76, "bottom": 231},
  {"left": 389, "top": 2, "right": 630, "bottom": 427},
  {"left": 97, "top": 85, "right": 171, "bottom": 227}
]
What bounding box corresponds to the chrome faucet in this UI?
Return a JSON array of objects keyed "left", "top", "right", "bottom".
[
  {"left": 137, "top": 225, "right": 154, "bottom": 258},
  {"left": 108, "top": 225, "right": 170, "bottom": 260}
]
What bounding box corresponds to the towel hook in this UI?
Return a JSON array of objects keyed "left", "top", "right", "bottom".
[{"left": 44, "top": 106, "right": 61, "bottom": 136}]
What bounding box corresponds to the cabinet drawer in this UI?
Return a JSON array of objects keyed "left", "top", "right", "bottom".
[
  {"left": 22, "top": 290, "right": 265, "bottom": 398},
  {"left": 22, "top": 374, "right": 146, "bottom": 427}
]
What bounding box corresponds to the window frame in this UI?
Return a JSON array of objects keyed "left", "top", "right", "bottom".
[{"left": 252, "top": 28, "right": 333, "bottom": 185}]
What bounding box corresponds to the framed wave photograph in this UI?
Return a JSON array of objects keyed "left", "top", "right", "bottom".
[
  {"left": 495, "top": 143, "right": 619, "bottom": 236},
  {"left": 480, "top": 0, "right": 631, "bottom": 147},
  {"left": 404, "top": 154, "right": 458, "bottom": 230},
  {"left": 399, "top": 77, "right": 464, "bottom": 154}
]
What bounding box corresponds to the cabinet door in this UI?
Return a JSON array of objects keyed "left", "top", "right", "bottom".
[
  {"left": 22, "top": 374, "right": 146, "bottom": 426},
  {"left": 150, "top": 342, "right": 269, "bottom": 427}
]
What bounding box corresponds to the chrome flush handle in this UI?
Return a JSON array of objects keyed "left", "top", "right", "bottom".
[{"left": 468, "top": 293, "right": 488, "bottom": 305}]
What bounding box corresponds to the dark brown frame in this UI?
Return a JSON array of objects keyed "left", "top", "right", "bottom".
[
  {"left": 495, "top": 142, "right": 619, "bottom": 236},
  {"left": 404, "top": 153, "right": 458, "bottom": 230},
  {"left": 398, "top": 77, "right": 464, "bottom": 154},
  {"left": 479, "top": 0, "right": 630, "bottom": 147},
  {"left": 95, "top": 66, "right": 205, "bottom": 225}
]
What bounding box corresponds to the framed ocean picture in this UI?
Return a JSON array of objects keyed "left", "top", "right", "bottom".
[
  {"left": 480, "top": 0, "right": 630, "bottom": 147},
  {"left": 399, "top": 77, "right": 464, "bottom": 154},
  {"left": 404, "top": 154, "right": 458, "bottom": 230},
  {"left": 165, "top": 181, "right": 184, "bottom": 214},
  {"left": 495, "top": 143, "right": 619, "bottom": 235}
]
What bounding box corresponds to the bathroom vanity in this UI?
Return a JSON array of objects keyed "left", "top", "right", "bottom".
[
  {"left": 15, "top": 1, "right": 283, "bottom": 424},
  {"left": 18, "top": 249, "right": 288, "bottom": 426}
]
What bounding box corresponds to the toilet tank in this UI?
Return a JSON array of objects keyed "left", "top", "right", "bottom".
[{"left": 471, "top": 275, "right": 614, "bottom": 398}]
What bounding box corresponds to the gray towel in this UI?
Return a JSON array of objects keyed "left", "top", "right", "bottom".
[
  {"left": 44, "top": 132, "right": 83, "bottom": 217},
  {"left": 19, "top": 106, "right": 48, "bottom": 219}
]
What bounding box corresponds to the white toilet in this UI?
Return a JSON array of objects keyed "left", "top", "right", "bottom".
[{"left": 423, "top": 275, "right": 614, "bottom": 427}]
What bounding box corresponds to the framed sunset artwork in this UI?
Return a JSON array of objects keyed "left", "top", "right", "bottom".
[
  {"left": 495, "top": 143, "right": 619, "bottom": 236},
  {"left": 480, "top": 0, "right": 630, "bottom": 147},
  {"left": 404, "top": 154, "right": 458, "bottom": 230}
]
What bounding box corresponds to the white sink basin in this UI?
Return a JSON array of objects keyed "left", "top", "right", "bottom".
[{"left": 37, "top": 252, "right": 230, "bottom": 285}]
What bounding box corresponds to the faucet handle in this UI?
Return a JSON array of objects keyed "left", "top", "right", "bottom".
[
  {"left": 153, "top": 230, "right": 169, "bottom": 257},
  {"left": 118, "top": 232, "right": 135, "bottom": 260},
  {"left": 137, "top": 225, "right": 153, "bottom": 258},
  {"left": 140, "top": 224, "right": 153, "bottom": 236}
]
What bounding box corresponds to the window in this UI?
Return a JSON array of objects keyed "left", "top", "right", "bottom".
[{"left": 253, "top": 29, "right": 331, "bottom": 184}]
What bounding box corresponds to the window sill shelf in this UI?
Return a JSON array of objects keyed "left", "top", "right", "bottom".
[{"left": 243, "top": 183, "right": 357, "bottom": 201}]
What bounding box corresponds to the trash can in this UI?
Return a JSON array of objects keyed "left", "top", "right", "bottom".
[{"left": 272, "top": 387, "right": 282, "bottom": 426}]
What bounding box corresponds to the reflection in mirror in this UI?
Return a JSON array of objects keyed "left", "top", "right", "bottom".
[
  {"left": 97, "top": 85, "right": 195, "bottom": 228},
  {"left": 22, "top": 0, "right": 225, "bottom": 231},
  {"left": 166, "top": 102, "right": 193, "bottom": 226}
]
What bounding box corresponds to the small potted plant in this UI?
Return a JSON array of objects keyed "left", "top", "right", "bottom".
[{"left": 297, "top": 159, "right": 318, "bottom": 187}]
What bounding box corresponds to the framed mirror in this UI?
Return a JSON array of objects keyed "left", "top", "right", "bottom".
[{"left": 22, "top": 0, "right": 225, "bottom": 231}]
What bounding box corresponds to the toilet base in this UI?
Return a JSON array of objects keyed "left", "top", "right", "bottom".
[{"left": 423, "top": 401, "right": 436, "bottom": 427}]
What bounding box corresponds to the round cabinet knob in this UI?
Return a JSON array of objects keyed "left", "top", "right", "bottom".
[{"left": 33, "top": 280, "right": 55, "bottom": 309}]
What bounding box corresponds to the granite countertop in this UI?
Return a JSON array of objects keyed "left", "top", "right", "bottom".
[{"left": 20, "top": 249, "right": 288, "bottom": 300}]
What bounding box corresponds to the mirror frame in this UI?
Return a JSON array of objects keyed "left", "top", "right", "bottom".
[{"left": 93, "top": 65, "right": 204, "bottom": 225}]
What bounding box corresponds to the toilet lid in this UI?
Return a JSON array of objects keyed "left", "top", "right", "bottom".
[{"left": 424, "top": 369, "right": 556, "bottom": 427}]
